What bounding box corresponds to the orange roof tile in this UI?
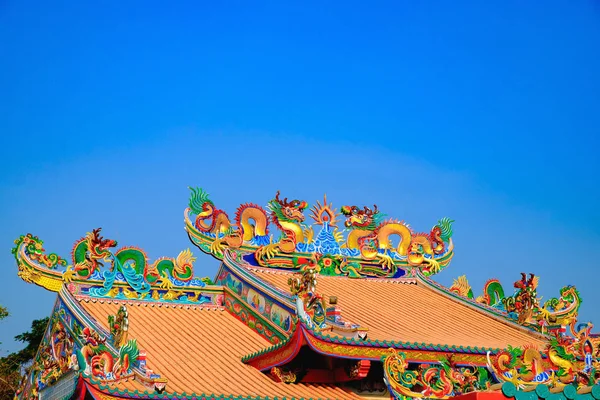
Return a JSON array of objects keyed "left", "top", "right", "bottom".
[
  {"left": 248, "top": 270, "right": 547, "bottom": 350},
  {"left": 78, "top": 299, "right": 364, "bottom": 399}
]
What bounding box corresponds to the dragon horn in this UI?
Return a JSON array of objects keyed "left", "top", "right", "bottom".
[
  {"left": 275, "top": 190, "right": 281, "bottom": 203},
  {"left": 92, "top": 228, "right": 101, "bottom": 241},
  {"left": 373, "top": 204, "right": 378, "bottom": 214}
]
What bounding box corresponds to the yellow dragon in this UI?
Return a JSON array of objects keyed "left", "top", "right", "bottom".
[
  {"left": 340, "top": 204, "right": 453, "bottom": 272},
  {"left": 187, "top": 188, "right": 308, "bottom": 260}
]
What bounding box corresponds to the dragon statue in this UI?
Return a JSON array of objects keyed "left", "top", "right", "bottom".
[
  {"left": 488, "top": 289, "right": 599, "bottom": 390},
  {"left": 537, "top": 285, "right": 582, "bottom": 327},
  {"left": 341, "top": 203, "right": 454, "bottom": 273},
  {"left": 487, "top": 330, "right": 600, "bottom": 388},
  {"left": 187, "top": 187, "right": 310, "bottom": 261},
  {"left": 185, "top": 188, "right": 456, "bottom": 276},
  {"left": 383, "top": 349, "right": 490, "bottom": 399},
  {"left": 13, "top": 230, "right": 213, "bottom": 300},
  {"left": 77, "top": 326, "right": 139, "bottom": 380},
  {"left": 30, "top": 316, "right": 76, "bottom": 388},
  {"left": 447, "top": 275, "right": 507, "bottom": 309},
  {"left": 71, "top": 228, "right": 118, "bottom": 278},
  {"left": 255, "top": 191, "right": 310, "bottom": 262},
  {"left": 288, "top": 268, "right": 326, "bottom": 330},
  {"left": 62, "top": 229, "right": 199, "bottom": 289},
  {"left": 188, "top": 187, "right": 271, "bottom": 254},
  {"left": 500, "top": 273, "right": 582, "bottom": 328},
  {"left": 502, "top": 273, "right": 540, "bottom": 324},
  {"left": 476, "top": 279, "right": 506, "bottom": 307},
  {"left": 108, "top": 305, "right": 129, "bottom": 348}
]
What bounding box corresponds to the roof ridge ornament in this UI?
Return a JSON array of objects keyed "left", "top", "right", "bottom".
[
  {"left": 12, "top": 231, "right": 215, "bottom": 303},
  {"left": 288, "top": 267, "right": 326, "bottom": 330},
  {"left": 450, "top": 273, "right": 583, "bottom": 333},
  {"left": 486, "top": 319, "right": 600, "bottom": 390},
  {"left": 288, "top": 268, "right": 365, "bottom": 337},
  {"left": 185, "top": 187, "right": 455, "bottom": 278}
]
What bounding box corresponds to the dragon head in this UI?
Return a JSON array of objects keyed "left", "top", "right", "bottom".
[
  {"left": 340, "top": 204, "right": 380, "bottom": 230},
  {"left": 514, "top": 273, "right": 538, "bottom": 290},
  {"left": 90, "top": 228, "right": 118, "bottom": 251},
  {"left": 269, "top": 191, "right": 308, "bottom": 223}
]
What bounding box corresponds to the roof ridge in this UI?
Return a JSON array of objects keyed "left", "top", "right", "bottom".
[
  {"left": 415, "top": 271, "right": 548, "bottom": 340},
  {"left": 246, "top": 265, "right": 419, "bottom": 284},
  {"left": 75, "top": 294, "right": 226, "bottom": 311}
]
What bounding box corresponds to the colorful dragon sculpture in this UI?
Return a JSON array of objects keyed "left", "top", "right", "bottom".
[
  {"left": 502, "top": 273, "right": 540, "bottom": 325},
  {"left": 500, "top": 273, "right": 582, "bottom": 327},
  {"left": 449, "top": 273, "right": 582, "bottom": 333},
  {"left": 31, "top": 316, "right": 76, "bottom": 388},
  {"left": 382, "top": 349, "right": 490, "bottom": 399},
  {"left": 13, "top": 230, "right": 212, "bottom": 301},
  {"left": 288, "top": 268, "right": 326, "bottom": 330},
  {"left": 448, "top": 275, "right": 505, "bottom": 308},
  {"left": 28, "top": 309, "right": 142, "bottom": 394},
  {"left": 108, "top": 305, "right": 129, "bottom": 348},
  {"left": 185, "top": 187, "right": 456, "bottom": 276},
  {"left": 65, "top": 228, "right": 195, "bottom": 284},
  {"left": 77, "top": 326, "right": 139, "bottom": 380},
  {"left": 475, "top": 279, "right": 506, "bottom": 307},
  {"left": 341, "top": 204, "right": 454, "bottom": 273},
  {"left": 187, "top": 187, "right": 309, "bottom": 260},
  {"left": 487, "top": 324, "right": 600, "bottom": 389}
]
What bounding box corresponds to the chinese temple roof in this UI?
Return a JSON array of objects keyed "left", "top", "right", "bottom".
[
  {"left": 79, "top": 297, "right": 362, "bottom": 399},
  {"left": 246, "top": 268, "right": 546, "bottom": 349},
  {"left": 11, "top": 188, "right": 600, "bottom": 400}
]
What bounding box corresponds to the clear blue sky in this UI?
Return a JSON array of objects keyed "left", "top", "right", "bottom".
[{"left": 1, "top": 1, "right": 599, "bottom": 353}]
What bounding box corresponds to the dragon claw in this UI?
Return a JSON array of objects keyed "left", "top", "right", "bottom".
[
  {"left": 210, "top": 239, "right": 226, "bottom": 256},
  {"left": 376, "top": 254, "right": 395, "bottom": 270},
  {"left": 255, "top": 243, "right": 280, "bottom": 262},
  {"left": 424, "top": 259, "right": 440, "bottom": 275},
  {"left": 62, "top": 265, "right": 75, "bottom": 283}
]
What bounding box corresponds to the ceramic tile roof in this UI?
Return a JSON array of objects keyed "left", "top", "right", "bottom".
[
  {"left": 78, "top": 299, "right": 364, "bottom": 399},
  {"left": 248, "top": 270, "right": 547, "bottom": 350}
]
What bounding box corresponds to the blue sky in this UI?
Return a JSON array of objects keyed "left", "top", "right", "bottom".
[{"left": 1, "top": 1, "right": 599, "bottom": 353}]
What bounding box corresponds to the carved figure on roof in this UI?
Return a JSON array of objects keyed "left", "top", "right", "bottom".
[
  {"left": 503, "top": 273, "right": 540, "bottom": 324},
  {"left": 487, "top": 309, "right": 600, "bottom": 389},
  {"left": 185, "top": 187, "right": 456, "bottom": 276},
  {"left": 188, "top": 187, "right": 309, "bottom": 259},
  {"left": 77, "top": 326, "right": 139, "bottom": 380},
  {"left": 189, "top": 187, "right": 265, "bottom": 254},
  {"left": 342, "top": 203, "right": 454, "bottom": 272},
  {"left": 449, "top": 276, "right": 508, "bottom": 309},
  {"left": 13, "top": 229, "right": 213, "bottom": 303},
  {"left": 31, "top": 317, "right": 76, "bottom": 387},
  {"left": 255, "top": 191, "right": 310, "bottom": 261},
  {"left": 475, "top": 279, "right": 506, "bottom": 307},
  {"left": 71, "top": 228, "right": 118, "bottom": 278},
  {"left": 449, "top": 275, "right": 474, "bottom": 298},
  {"left": 341, "top": 204, "right": 383, "bottom": 249},
  {"left": 488, "top": 344, "right": 546, "bottom": 384},
  {"left": 289, "top": 268, "right": 326, "bottom": 330},
  {"left": 17, "top": 234, "right": 67, "bottom": 269},
  {"left": 289, "top": 266, "right": 317, "bottom": 296},
  {"left": 108, "top": 305, "right": 128, "bottom": 348},
  {"left": 537, "top": 285, "right": 582, "bottom": 327},
  {"left": 383, "top": 349, "right": 491, "bottom": 399}
]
